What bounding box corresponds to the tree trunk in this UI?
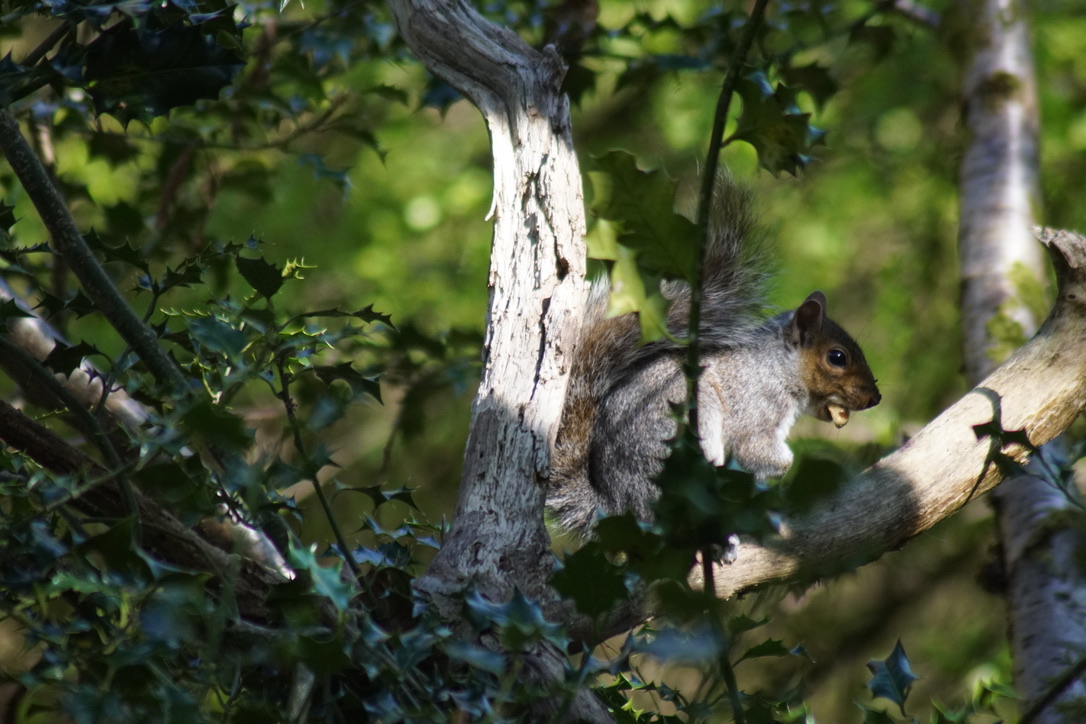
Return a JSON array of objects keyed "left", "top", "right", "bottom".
[
  {"left": 955, "top": 0, "right": 1086, "bottom": 719},
  {"left": 387, "top": 0, "right": 586, "bottom": 612},
  {"left": 385, "top": 2, "right": 1086, "bottom": 719},
  {"left": 386, "top": 1, "right": 605, "bottom": 719}
]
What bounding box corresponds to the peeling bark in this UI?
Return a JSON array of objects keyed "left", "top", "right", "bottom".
[
  {"left": 387, "top": 1, "right": 601, "bottom": 719},
  {"left": 388, "top": 0, "right": 587, "bottom": 608}
]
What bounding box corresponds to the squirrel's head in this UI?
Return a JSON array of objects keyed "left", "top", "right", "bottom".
[{"left": 788, "top": 291, "right": 881, "bottom": 428}]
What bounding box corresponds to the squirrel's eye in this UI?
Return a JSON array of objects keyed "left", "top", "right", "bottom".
[{"left": 827, "top": 348, "right": 848, "bottom": 368}]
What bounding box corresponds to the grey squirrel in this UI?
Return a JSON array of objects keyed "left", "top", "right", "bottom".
[{"left": 546, "top": 179, "right": 881, "bottom": 536}]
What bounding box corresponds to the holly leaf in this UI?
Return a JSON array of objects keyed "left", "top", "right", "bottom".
[
  {"left": 236, "top": 255, "right": 284, "bottom": 299},
  {"left": 341, "top": 485, "right": 416, "bottom": 509},
  {"left": 736, "top": 638, "right": 791, "bottom": 663},
  {"left": 594, "top": 513, "right": 689, "bottom": 583},
  {"left": 653, "top": 429, "right": 782, "bottom": 555},
  {"left": 590, "top": 150, "right": 699, "bottom": 282},
  {"left": 84, "top": 22, "right": 244, "bottom": 123},
  {"left": 158, "top": 263, "right": 207, "bottom": 293},
  {"left": 178, "top": 399, "right": 250, "bottom": 452},
  {"left": 312, "top": 363, "right": 382, "bottom": 402},
  {"left": 288, "top": 544, "right": 354, "bottom": 612},
  {"left": 420, "top": 77, "right": 461, "bottom": 114},
  {"left": 550, "top": 541, "right": 629, "bottom": 618},
  {"left": 84, "top": 228, "right": 148, "bottom": 271},
  {"left": 779, "top": 62, "right": 839, "bottom": 110},
  {"left": 866, "top": 640, "right": 918, "bottom": 716},
  {"left": 288, "top": 305, "right": 395, "bottom": 329},
  {"left": 0, "top": 299, "right": 32, "bottom": 327},
  {"left": 350, "top": 304, "right": 394, "bottom": 327},
  {"left": 0, "top": 54, "right": 30, "bottom": 106},
  {"left": 186, "top": 314, "right": 246, "bottom": 358},
  {"left": 0, "top": 199, "right": 16, "bottom": 241},
  {"left": 733, "top": 72, "right": 827, "bottom": 176},
  {"left": 42, "top": 341, "right": 103, "bottom": 376}
]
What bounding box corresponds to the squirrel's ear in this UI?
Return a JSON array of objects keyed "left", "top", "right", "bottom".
[{"left": 791, "top": 291, "right": 826, "bottom": 346}]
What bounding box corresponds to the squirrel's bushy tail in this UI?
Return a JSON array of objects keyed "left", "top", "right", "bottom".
[
  {"left": 547, "top": 177, "right": 771, "bottom": 536},
  {"left": 665, "top": 179, "right": 772, "bottom": 346}
]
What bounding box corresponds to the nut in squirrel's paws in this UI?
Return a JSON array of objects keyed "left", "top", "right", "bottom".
[{"left": 827, "top": 404, "right": 850, "bottom": 428}]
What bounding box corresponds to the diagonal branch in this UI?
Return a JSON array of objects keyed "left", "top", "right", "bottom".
[
  {"left": 562, "top": 227, "right": 1086, "bottom": 643},
  {"left": 0, "top": 398, "right": 296, "bottom": 623},
  {"left": 0, "top": 110, "right": 189, "bottom": 395}
]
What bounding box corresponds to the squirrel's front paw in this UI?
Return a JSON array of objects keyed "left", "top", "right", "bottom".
[{"left": 736, "top": 444, "right": 792, "bottom": 479}]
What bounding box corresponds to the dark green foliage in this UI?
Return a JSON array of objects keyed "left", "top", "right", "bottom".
[
  {"left": 734, "top": 73, "right": 827, "bottom": 176},
  {"left": 867, "top": 641, "right": 919, "bottom": 716},
  {"left": 84, "top": 21, "right": 245, "bottom": 123},
  {"left": 0, "top": 0, "right": 1056, "bottom": 720},
  {"left": 653, "top": 429, "right": 782, "bottom": 554}
]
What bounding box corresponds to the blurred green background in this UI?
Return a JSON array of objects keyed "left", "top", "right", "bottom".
[{"left": 2, "top": 0, "right": 1085, "bottom": 719}]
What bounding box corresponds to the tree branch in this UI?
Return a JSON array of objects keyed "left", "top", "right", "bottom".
[
  {"left": 561, "top": 226, "right": 1086, "bottom": 642},
  {"left": 0, "top": 398, "right": 298, "bottom": 623},
  {"left": 0, "top": 110, "right": 189, "bottom": 395},
  {"left": 389, "top": 0, "right": 587, "bottom": 605}
]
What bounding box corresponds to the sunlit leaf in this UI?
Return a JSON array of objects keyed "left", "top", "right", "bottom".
[
  {"left": 733, "top": 72, "right": 827, "bottom": 176},
  {"left": 590, "top": 150, "right": 699, "bottom": 281}
]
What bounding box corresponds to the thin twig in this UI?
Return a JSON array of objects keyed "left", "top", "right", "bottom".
[
  {"left": 275, "top": 355, "right": 364, "bottom": 584},
  {"left": 0, "top": 110, "right": 189, "bottom": 395},
  {"left": 1019, "top": 655, "right": 1086, "bottom": 724},
  {"left": 685, "top": 0, "right": 771, "bottom": 440},
  {"left": 21, "top": 22, "right": 75, "bottom": 67}
]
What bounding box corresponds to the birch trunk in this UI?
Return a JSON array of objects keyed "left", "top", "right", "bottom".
[{"left": 956, "top": 0, "right": 1086, "bottom": 719}]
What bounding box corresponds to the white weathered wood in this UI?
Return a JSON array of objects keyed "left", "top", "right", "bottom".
[
  {"left": 387, "top": 1, "right": 604, "bottom": 719},
  {"left": 388, "top": 0, "right": 587, "bottom": 604}
]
